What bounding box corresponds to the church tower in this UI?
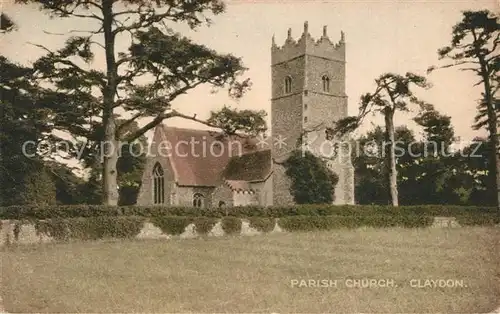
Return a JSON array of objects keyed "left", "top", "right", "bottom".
[{"left": 270, "top": 21, "right": 355, "bottom": 205}]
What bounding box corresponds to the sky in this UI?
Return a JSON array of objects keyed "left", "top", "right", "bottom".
[{"left": 1, "top": 0, "right": 497, "bottom": 145}]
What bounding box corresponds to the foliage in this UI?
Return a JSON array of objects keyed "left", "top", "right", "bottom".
[
  {"left": 248, "top": 217, "right": 276, "bottom": 233},
  {"left": 284, "top": 150, "right": 339, "bottom": 204},
  {"left": 332, "top": 72, "right": 431, "bottom": 206},
  {"left": 353, "top": 126, "right": 416, "bottom": 205},
  {"left": 0, "top": 13, "right": 15, "bottom": 32},
  {"left": 13, "top": 0, "right": 267, "bottom": 205},
  {"left": 429, "top": 9, "right": 499, "bottom": 208},
  {"left": 150, "top": 216, "right": 193, "bottom": 235},
  {"left": 1, "top": 204, "right": 498, "bottom": 221},
  {"left": 193, "top": 217, "right": 218, "bottom": 235},
  {"left": 221, "top": 216, "right": 242, "bottom": 235},
  {"left": 207, "top": 106, "right": 267, "bottom": 137},
  {"left": 455, "top": 213, "right": 500, "bottom": 226},
  {"left": 35, "top": 216, "right": 145, "bottom": 240},
  {"left": 277, "top": 215, "right": 435, "bottom": 231}
]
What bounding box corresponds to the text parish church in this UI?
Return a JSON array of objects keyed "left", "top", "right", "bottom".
[{"left": 137, "top": 22, "right": 355, "bottom": 207}]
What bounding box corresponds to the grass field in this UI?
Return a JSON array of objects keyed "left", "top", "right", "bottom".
[{"left": 1, "top": 227, "right": 499, "bottom": 313}]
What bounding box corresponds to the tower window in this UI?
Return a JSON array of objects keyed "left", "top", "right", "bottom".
[
  {"left": 304, "top": 116, "right": 308, "bottom": 123},
  {"left": 304, "top": 103, "right": 308, "bottom": 110},
  {"left": 152, "top": 163, "right": 165, "bottom": 204},
  {"left": 284, "top": 76, "right": 292, "bottom": 94},
  {"left": 322, "top": 75, "right": 330, "bottom": 92},
  {"left": 193, "top": 193, "right": 205, "bottom": 208}
]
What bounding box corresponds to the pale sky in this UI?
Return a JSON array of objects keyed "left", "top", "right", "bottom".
[{"left": 1, "top": 0, "right": 497, "bottom": 144}]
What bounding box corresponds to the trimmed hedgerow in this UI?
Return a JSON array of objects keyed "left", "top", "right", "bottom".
[
  {"left": 36, "top": 218, "right": 69, "bottom": 241},
  {"left": 1, "top": 204, "right": 498, "bottom": 220},
  {"left": 35, "top": 216, "right": 145, "bottom": 240},
  {"left": 150, "top": 216, "right": 193, "bottom": 235},
  {"left": 221, "top": 217, "right": 242, "bottom": 235},
  {"left": 455, "top": 214, "right": 500, "bottom": 226},
  {"left": 193, "top": 217, "right": 218, "bottom": 235},
  {"left": 248, "top": 217, "right": 275, "bottom": 233},
  {"left": 277, "top": 215, "right": 434, "bottom": 232}
]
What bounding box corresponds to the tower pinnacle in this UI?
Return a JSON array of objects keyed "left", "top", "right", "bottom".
[
  {"left": 303, "top": 21, "right": 309, "bottom": 35},
  {"left": 323, "top": 25, "right": 328, "bottom": 38}
]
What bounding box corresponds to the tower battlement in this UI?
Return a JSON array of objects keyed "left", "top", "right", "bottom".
[{"left": 271, "top": 21, "right": 345, "bottom": 65}]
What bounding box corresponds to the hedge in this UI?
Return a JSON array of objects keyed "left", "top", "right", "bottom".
[
  {"left": 277, "top": 214, "right": 436, "bottom": 231},
  {"left": 248, "top": 217, "right": 276, "bottom": 233},
  {"left": 5, "top": 214, "right": 499, "bottom": 243},
  {"left": 193, "top": 217, "right": 218, "bottom": 235},
  {"left": 34, "top": 216, "right": 145, "bottom": 241},
  {"left": 1, "top": 204, "right": 498, "bottom": 220},
  {"left": 221, "top": 217, "right": 242, "bottom": 235}
]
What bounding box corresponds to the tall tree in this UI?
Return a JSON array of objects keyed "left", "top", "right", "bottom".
[
  {"left": 332, "top": 72, "right": 430, "bottom": 206},
  {"left": 15, "top": 0, "right": 265, "bottom": 205},
  {"left": 429, "top": 10, "right": 499, "bottom": 209}
]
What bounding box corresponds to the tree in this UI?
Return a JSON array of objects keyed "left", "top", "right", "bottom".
[
  {"left": 0, "top": 56, "right": 61, "bottom": 206},
  {"left": 332, "top": 72, "right": 430, "bottom": 206},
  {"left": 429, "top": 10, "right": 499, "bottom": 209},
  {"left": 79, "top": 119, "right": 148, "bottom": 205},
  {"left": 353, "top": 126, "right": 418, "bottom": 205},
  {"left": 0, "top": 13, "right": 15, "bottom": 33},
  {"left": 284, "top": 150, "right": 339, "bottom": 204},
  {"left": 15, "top": 0, "right": 265, "bottom": 205},
  {"left": 397, "top": 107, "right": 457, "bottom": 205}
]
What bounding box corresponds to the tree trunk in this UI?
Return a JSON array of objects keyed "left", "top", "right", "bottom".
[
  {"left": 384, "top": 108, "right": 399, "bottom": 206},
  {"left": 101, "top": 0, "right": 119, "bottom": 206},
  {"left": 102, "top": 113, "right": 119, "bottom": 205},
  {"left": 479, "top": 57, "right": 499, "bottom": 209}
]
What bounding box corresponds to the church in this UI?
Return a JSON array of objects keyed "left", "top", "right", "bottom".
[{"left": 136, "top": 22, "right": 355, "bottom": 208}]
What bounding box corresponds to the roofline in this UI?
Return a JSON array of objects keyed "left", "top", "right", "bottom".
[
  {"left": 158, "top": 126, "right": 181, "bottom": 181},
  {"left": 247, "top": 170, "right": 273, "bottom": 183},
  {"left": 176, "top": 183, "right": 217, "bottom": 188}
]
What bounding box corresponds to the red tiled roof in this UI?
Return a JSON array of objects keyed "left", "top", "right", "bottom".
[{"left": 159, "top": 125, "right": 265, "bottom": 187}]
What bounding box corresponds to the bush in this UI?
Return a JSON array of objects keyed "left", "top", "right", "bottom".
[
  {"left": 248, "top": 217, "right": 275, "bottom": 232},
  {"left": 35, "top": 216, "right": 145, "bottom": 240},
  {"left": 150, "top": 216, "right": 193, "bottom": 235},
  {"left": 193, "top": 217, "right": 218, "bottom": 235},
  {"left": 277, "top": 215, "right": 434, "bottom": 231},
  {"left": 0, "top": 204, "right": 497, "bottom": 220},
  {"left": 221, "top": 217, "right": 242, "bottom": 235},
  {"left": 455, "top": 214, "right": 500, "bottom": 226}
]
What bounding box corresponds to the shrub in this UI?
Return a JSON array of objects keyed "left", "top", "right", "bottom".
[
  {"left": 221, "top": 217, "right": 242, "bottom": 235},
  {"left": 248, "top": 217, "right": 275, "bottom": 232},
  {"left": 277, "top": 215, "right": 434, "bottom": 231},
  {"left": 284, "top": 150, "right": 339, "bottom": 204},
  {"left": 455, "top": 214, "right": 500, "bottom": 226},
  {"left": 193, "top": 217, "right": 218, "bottom": 235},
  {"left": 36, "top": 218, "right": 69, "bottom": 241},
  {"left": 0, "top": 204, "right": 497, "bottom": 220},
  {"left": 151, "top": 216, "right": 193, "bottom": 235},
  {"left": 34, "top": 216, "right": 145, "bottom": 240}
]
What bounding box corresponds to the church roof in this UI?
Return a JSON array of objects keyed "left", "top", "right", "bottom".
[
  {"left": 223, "top": 149, "right": 272, "bottom": 182},
  {"left": 159, "top": 125, "right": 270, "bottom": 187}
]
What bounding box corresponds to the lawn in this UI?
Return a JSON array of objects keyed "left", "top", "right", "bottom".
[{"left": 1, "top": 227, "right": 499, "bottom": 313}]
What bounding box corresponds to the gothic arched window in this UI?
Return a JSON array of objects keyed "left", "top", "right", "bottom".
[
  {"left": 193, "top": 193, "right": 205, "bottom": 208},
  {"left": 152, "top": 163, "right": 165, "bottom": 204},
  {"left": 284, "top": 76, "right": 292, "bottom": 94},
  {"left": 322, "top": 75, "right": 330, "bottom": 92}
]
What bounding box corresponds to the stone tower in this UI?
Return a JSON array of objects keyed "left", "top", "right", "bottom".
[{"left": 270, "top": 21, "right": 355, "bottom": 205}]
